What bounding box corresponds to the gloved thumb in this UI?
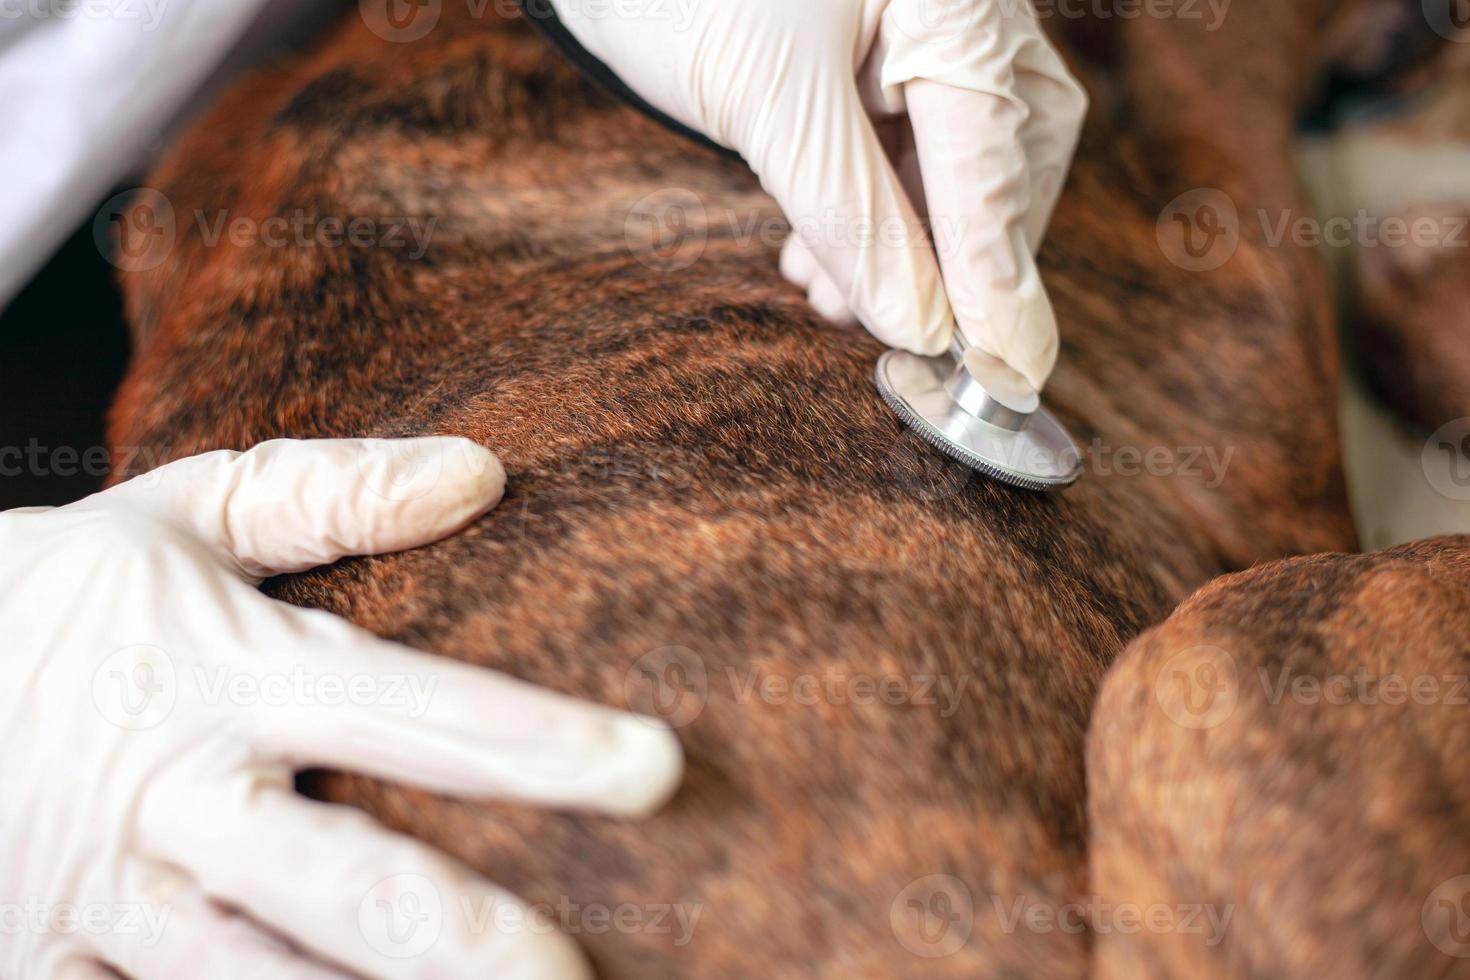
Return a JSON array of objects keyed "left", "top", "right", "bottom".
[
  {"left": 102, "top": 437, "right": 505, "bottom": 578},
  {"left": 905, "top": 79, "right": 1059, "bottom": 394}
]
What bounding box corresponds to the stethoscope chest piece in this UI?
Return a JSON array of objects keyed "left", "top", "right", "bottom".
[{"left": 875, "top": 338, "right": 1083, "bottom": 492}]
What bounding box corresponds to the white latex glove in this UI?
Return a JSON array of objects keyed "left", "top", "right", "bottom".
[
  {"left": 0, "top": 437, "right": 682, "bottom": 980},
  {"left": 554, "top": 0, "right": 1087, "bottom": 393}
]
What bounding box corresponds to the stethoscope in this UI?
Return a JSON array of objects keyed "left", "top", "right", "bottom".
[{"left": 522, "top": 0, "right": 1085, "bottom": 492}]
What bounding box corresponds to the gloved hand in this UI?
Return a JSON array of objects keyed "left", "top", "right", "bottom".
[
  {"left": 0, "top": 437, "right": 682, "bottom": 980},
  {"left": 552, "top": 0, "right": 1087, "bottom": 393}
]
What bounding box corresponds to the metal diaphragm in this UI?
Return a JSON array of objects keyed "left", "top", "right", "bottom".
[{"left": 874, "top": 348, "right": 1084, "bottom": 492}]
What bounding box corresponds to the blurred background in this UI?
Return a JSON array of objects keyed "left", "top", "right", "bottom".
[{"left": 0, "top": 0, "right": 350, "bottom": 507}]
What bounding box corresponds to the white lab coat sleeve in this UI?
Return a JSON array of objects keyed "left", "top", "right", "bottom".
[{"left": 0, "top": 0, "right": 279, "bottom": 310}]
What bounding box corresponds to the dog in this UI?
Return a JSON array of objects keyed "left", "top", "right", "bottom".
[{"left": 107, "top": 2, "right": 1448, "bottom": 975}]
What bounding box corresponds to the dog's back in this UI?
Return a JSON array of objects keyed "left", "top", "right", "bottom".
[{"left": 107, "top": 4, "right": 1373, "bottom": 976}]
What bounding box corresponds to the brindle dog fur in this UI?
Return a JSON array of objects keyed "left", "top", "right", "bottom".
[
  {"left": 1091, "top": 535, "right": 1470, "bottom": 979},
  {"left": 106, "top": 2, "right": 1462, "bottom": 976}
]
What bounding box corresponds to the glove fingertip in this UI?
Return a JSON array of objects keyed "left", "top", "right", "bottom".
[
  {"left": 440, "top": 437, "right": 508, "bottom": 513},
  {"left": 477, "top": 920, "right": 593, "bottom": 980},
  {"left": 592, "top": 717, "right": 686, "bottom": 820},
  {"left": 353, "top": 436, "right": 507, "bottom": 539}
]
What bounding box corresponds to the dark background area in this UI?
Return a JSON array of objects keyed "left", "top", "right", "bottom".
[
  {"left": 0, "top": 219, "right": 130, "bottom": 508},
  {"left": 0, "top": 1, "right": 350, "bottom": 511}
]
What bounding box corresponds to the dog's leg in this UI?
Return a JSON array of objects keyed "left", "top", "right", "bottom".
[{"left": 1089, "top": 536, "right": 1470, "bottom": 978}]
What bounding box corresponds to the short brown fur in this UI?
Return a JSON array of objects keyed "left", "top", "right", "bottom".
[{"left": 104, "top": 3, "right": 1453, "bottom": 976}]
